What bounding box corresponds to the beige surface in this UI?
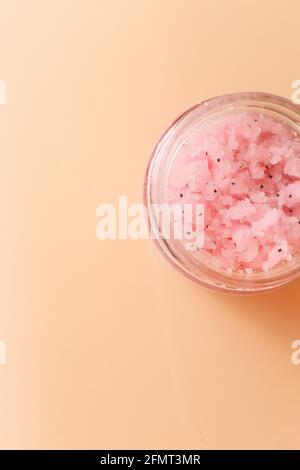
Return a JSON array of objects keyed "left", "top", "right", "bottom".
[{"left": 1, "top": 0, "right": 300, "bottom": 450}]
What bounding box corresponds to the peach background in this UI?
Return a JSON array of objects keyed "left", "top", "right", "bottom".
[{"left": 0, "top": 0, "right": 300, "bottom": 450}]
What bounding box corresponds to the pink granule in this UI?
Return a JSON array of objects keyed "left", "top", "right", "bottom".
[{"left": 168, "top": 112, "right": 300, "bottom": 272}]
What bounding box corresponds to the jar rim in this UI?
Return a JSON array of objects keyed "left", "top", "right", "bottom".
[{"left": 144, "top": 92, "right": 300, "bottom": 293}]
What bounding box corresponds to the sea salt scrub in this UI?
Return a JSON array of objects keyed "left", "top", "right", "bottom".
[
  {"left": 168, "top": 112, "right": 300, "bottom": 273},
  {"left": 145, "top": 93, "right": 300, "bottom": 292}
]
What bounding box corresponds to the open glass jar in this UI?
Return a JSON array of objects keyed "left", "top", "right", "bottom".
[{"left": 144, "top": 92, "right": 300, "bottom": 294}]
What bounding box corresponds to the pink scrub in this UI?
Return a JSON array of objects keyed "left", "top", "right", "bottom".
[{"left": 168, "top": 112, "right": 300, "bottom": 272}]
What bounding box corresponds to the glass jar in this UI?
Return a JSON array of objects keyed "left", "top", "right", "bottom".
[{"left": 144, "top": 92, "right": 300, "bottom": 294}]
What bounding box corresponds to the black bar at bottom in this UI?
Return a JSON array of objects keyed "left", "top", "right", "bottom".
[{"left": 0, "top": 450, "right": 299, "bottom": 466}]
